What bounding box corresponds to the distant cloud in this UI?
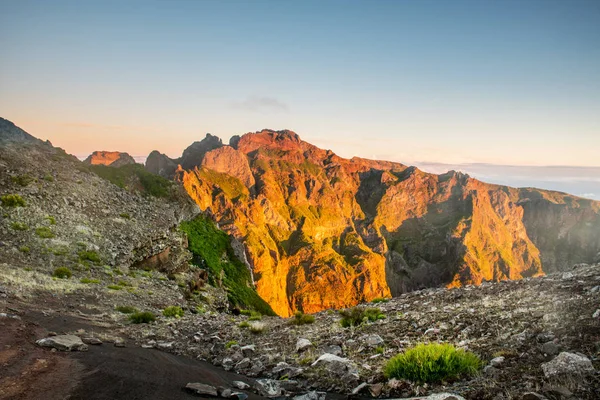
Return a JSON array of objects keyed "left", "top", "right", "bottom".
[{"left": 232, "top": 96, "right": 289, "bottom": 113}]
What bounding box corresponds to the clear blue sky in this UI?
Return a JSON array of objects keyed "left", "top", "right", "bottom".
[{"left": 1, "top": 0, "right": 599, "bottom": 171}]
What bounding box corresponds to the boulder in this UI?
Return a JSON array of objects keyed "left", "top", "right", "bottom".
[
  {"left": 541, "top": 352, "right": 595, "bottom": 379},
  {"left": 232, "top": 381, "right": 250, "bottom": 390},
  {"left": 36, "top": 335, "right": 88, "bottom": 352},
  {"left": 253, "top": 379, "right": 283, "bottom": 398},
  {"left": 293, "top": 391, "right": 326, "bottom": 400}
]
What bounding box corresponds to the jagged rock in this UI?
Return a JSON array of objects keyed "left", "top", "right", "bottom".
[
  {"left": 156, "top": 341, "right": 174, "bottom": 350},
  {"left": 540, "top": 342, "right": 560, "bottom": 356},
  {"left": 272, "top": 362, "right": 303, "bottom": 378},
  {"left": 490, "top": 356, "right": 505, "bottom": 367},
  {"left": 36, "top": 335, "right": 88, "bottom": 352},
  {"left": 240, "top": 345, "right": 255, "bottom": 356},
  {"left": 218, "top": 387, "right": 232, "bottom": 398},
  {"left": 362, "top": 334, "right": 384, "bottom": 347},
  {"left": 321, "top": 345, "right": 343, "bottom": 356},
  {"left": 541, "top": 352, "right": 595, "bottom": 378},
  {"left": 185, "top": 382, "right": 218, "bottom": 397},
  {"left": 292, "top": 391, "right": 326, "bottom": 400},
  {"left": 232, "top": 381, "right": 250, "bottom": 390},
  {"left": 368, "top": 383, "right": 384, "bottom": 397},
  {"left": 235, "top": 358, "right": 251, "bottom": 372},
  {"left": 593, "top": 309, "right": 600, "bottom": 318},
  {"left": 230, "top": 392, "right": 248, "bottom": 400},
  {"left": 248, "top": 360, "right": 264, "bottom": 377},
  {"left": 222, "top": 358, "right": 234, "bottom": 371},
  {"left": 82, "top": 337, "right": 103, "bottom": 345},
  {"left": 311, "top": 353, "right": 350, "bottom": 366},
  {"left": 253, "top": 379, "right": 282, "bottom": 397},
  {"left": 296, "top": 338, "right": 312, "bottom": 352}
]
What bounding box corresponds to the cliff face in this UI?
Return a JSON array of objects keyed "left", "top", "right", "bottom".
[
  {"left": 84, "top": 151, "right": 136, "bottom": 167},
  {"left": 165, "top": 129, "right": 600, "bottom": 316}
]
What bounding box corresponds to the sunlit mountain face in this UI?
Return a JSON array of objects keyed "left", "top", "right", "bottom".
[{"left": 144, "top": 129, "right": 600, "bottom": 317}]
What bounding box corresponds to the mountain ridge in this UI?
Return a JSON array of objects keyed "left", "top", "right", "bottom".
[{"left": 146, "top": 129, "right": 600, "bottom": 316}]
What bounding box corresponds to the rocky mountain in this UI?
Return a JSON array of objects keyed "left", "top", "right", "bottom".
[
  {"left": 0, "top": 117, "right": 270, "bottom": 314},
  {"left": 149, "top": 130, "right": 600, "bottom": 317},
  {"left": 83, "top": 151, "right": 137, "bottom": 167}
]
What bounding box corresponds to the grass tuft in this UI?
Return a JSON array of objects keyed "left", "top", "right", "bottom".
[
  {"left": 52, "top": 267, "right": 72, "bottom": 279},
  {"left": 162, "top": 305, "right": 184, "bottom": 318},
  {"left": 116, "top": 305, "right": 138, "bottom": 314},
  {"left": 129, "top": 311, "right": 156, "bottom": 324},
  {"left": 384, "top": 343, "right": 481, "bottom": 383},
  {"left": 35, "top": 226, "right": 55, "bottom": 238},
  {"left": 290, "top": 311, "right": 315, "bottom": 325},
  {"left": 339, "top": 307, "right": 385, "bottom": 328}
]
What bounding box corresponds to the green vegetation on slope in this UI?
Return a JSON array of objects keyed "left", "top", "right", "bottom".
[
  {"left": 180, "top": 215, "right": 275, "bottom": 316},
  {"left": 90, "top": 164, "right": 172, "bottom": 197}
]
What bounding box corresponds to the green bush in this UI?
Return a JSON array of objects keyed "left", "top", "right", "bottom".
[
  {"left": 116, "top": 305, "right": 138, "bottom": 314},
  {"left": 248, "top": 310, "right": 262, "bottom": 321},
  {"left": 129, "top": 311, "right": 156, "bottom": 324},
  {"left": 35, "top": 227, "right": 55, "bottom": 239},
  {"left": 107, "top": 284, "right": 123, "bottom": 290},
  {"left": 163, "top": 306, "right": 184, "bottom": 318},
  {"left": 19, "top": 246, "right": 30, "bottom": 253},
  {"left": 240, "top": 309, "right": 253, "bottom": 316},
  {"left": 225, "top": 340, "right": 238, "bottom": 349},
  {"left": 180, "top": 215, "right": 275, "bottom": 315},
  {"left": 384, "top": 343, "right": 481, "bottom": 383},
  {"left": 290, "top": 311, "right": 315, "bottom": 325},
  {"left": 46, "top": 216, "right": 56, "bottom": 225},
  {"left": 239, "top": 321, "right": 250, "bottom": 328},
  {"left": 339, "top": 307, "right": 385, "bottom": 328},
  {"left": 1, "top": 194, "right": 26, "bottom": 207},
  {"left": 78, "top": 250, "right": 101, "bottom": 263},
  {"left": 44, "top": 174, "right": 54, "bottom": 182},
  {"left": 11, "top": 222, "right": 28, "bottom": 231},
  {"left": 119, "top": 212, "right": 131, "bottom": 219},
  {"left": 11, "top": 175, "right": 34, "bottom": 186},
  {"left": 52, "top": 267, "right": 72, "bottom": 279}
]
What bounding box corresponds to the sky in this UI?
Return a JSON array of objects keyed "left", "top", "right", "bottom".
[{"left": 1, "top": 0, "right": 599, "bottom": 198}]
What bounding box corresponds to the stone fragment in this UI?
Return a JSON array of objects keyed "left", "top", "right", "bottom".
[
  {"left": 293, "top": 391, "right": 326, "bottom": 400},
  {"left": 82, "top": 337, "right": 103, "bottom": 345},
  {"left": 296, "top": 338, "right": 312, "bottom": 352},
  {"left": 185, "top": 382, "right": 218, "bottom": 397},
  {"left": 36, "top": 335, "right": 89, "bottom": 352},
  {"left": 253, "top": 379, "right": 282, "bottom": 398},
  {"left": 490, "top": 356, "right": 505, "bottom": 367},
  {"left": 540, "top": 342, "right": 560, "bottom": 356},
  {"left": 232, "top": 381, "right": 250, "bottom": 390}
]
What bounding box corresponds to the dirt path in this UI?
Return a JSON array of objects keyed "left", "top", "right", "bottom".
[{"left": 1, "top": 305, "right": 266, "bottom": 400}]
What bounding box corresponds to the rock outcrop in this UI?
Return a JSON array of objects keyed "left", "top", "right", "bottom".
[
  {"left": 174, "top": 129, "right": 600, "bottom": 316},
  {"left": 83, "top": 151, "right": 136, "bottom": 167}
]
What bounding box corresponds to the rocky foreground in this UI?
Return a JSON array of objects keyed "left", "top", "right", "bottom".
[{"left": 2, "top": 262, "right": 599, "bottom": 400}]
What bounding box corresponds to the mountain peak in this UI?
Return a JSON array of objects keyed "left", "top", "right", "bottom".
[{"left": 83, "top": 151, "right": 136, "bottom": 167}]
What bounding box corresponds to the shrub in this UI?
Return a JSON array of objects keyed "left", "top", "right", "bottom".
[
  {"left": 80, "top": 278, "right": 100, "bottom": 284},
  {"left": 240, "top": 309, "right": 253, "bottom": 316},
  {"left": 119, "top": 212, "right": 131, "bottom": 219},
  {"left": 129, "top": 311, "right": 156, "bottom": 324},
  {"left": 339, "top": 307, "right": 385, "bottom": 328},
  {"left": 225, "top": 340, "right": 238, "bottom": 349},
  {"left": 46, "top": 216, "right": 56, "bottom": 225},
  {"left": 52, "top": 267, "right": 72, "bottom": 279},
  {"left": 44, "top": 174, "right": 54, "bottom": 182},
  {"left": 248, "top": 311, "right": 262, "bottom": 321},
  {"left": 11, "top": 175, "right": 34, "bottom": 186},
  {"left": 384, "top": 343, "right": 481, "bottom": 383},
  {"left": 35, "top": 227, "right": 55, "bottom": 239},
  {"left": 78, "top": 250, "right": 101, "bottom": 263},
  {"left": 116, "top": 305, "right": 138, "bottom": 314},
  {"left": 11, "top": 222, "right": 28, "bottom": 231},
  {"left": 19, "top": 246, "right": 30, "bottom": 253},
  {"left": 107, "top": 284, "right": 123, "bottom": 290},
  {"left": 163, "top": 306, "right": 184, "bottom": 318},
  {"left": 1, "top": 194, "right": 26, "bottom": 207},
  {"left": 290, "top": 311, "right": 315, "bottom": 325}
]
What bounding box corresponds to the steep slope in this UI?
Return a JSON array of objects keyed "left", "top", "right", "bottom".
[
  {"left": 0, "top": 118, "right": 272, "bottom": 314},
  {"left": 83, "top": 151, "right": 136, "bottom": 167},
  {"left": 169, "top": 129, "right": 600, "bottom": 316}
]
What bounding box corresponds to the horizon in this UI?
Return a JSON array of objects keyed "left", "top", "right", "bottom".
[{"left": 1, "top": 0, "right": 599, "bottom": 197}]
